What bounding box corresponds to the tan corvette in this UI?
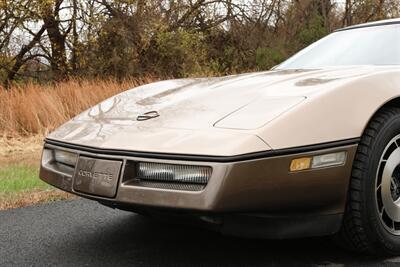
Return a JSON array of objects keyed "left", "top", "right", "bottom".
[{"left": 41, "top": 19, "right": 400, "bottom": 255}]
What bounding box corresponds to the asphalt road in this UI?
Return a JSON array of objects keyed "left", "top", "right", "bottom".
[{"left": 1, "top": 200, "right": 400, "bottom": 267}]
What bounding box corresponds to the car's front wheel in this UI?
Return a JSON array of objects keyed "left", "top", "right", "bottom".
[{"left": 338, "top": 107, "right": 400, "bottom": 255}]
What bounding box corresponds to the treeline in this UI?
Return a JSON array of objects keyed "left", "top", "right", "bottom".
[{"left": 0, "top": 0, "right": 399, "bottom": 88}]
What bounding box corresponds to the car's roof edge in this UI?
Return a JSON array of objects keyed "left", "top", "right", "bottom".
[{"left": 336, "top": 19, "right": 400, "bottom": 32}]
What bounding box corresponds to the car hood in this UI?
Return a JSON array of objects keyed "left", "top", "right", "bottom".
[{"left": 48, "top": 66, "right": 377, "bottom": 156}]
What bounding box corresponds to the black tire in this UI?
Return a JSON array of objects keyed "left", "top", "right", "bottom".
[{"left": 337, "top": 106, "right": 400, "bottom": 255}]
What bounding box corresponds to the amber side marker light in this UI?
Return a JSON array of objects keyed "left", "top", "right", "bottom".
[
  {"left": 290, "top": 152, "right": 347, "bottom": 172},
  {"left": 290, "top": 158, "right": 312, "bottom": 172}
]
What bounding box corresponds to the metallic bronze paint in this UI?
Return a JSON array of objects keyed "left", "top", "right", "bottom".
[{"left": 40, "top": 143, "right": 356, "bottom": 215}]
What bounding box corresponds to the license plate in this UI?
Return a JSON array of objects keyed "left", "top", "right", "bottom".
[{"left": 73, "top": 157, "right": 122, "bottom": 198}]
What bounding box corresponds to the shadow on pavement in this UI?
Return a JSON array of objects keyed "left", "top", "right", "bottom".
[{"left": 53, "top": 213, "right": 384, "bottom": 266}]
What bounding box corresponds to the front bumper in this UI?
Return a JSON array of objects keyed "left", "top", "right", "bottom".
[{"left": 40, "top": 140, "right": 357, "bottom": 238}]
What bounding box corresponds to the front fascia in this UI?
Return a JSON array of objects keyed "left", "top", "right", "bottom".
[{"left": 40, "top": 141, "right": 357, "bottom": 215}]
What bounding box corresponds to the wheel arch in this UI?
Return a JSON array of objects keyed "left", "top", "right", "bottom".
[{"left": 362, "top": 96, "right": 400, "bottom": 136}]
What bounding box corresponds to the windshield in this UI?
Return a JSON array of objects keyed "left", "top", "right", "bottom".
[{"left": 277, "top": 24, "right": 400, "bottom": 69}]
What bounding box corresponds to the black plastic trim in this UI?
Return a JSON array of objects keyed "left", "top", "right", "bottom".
[
  {"left": 336, "top": 20, "right": 400, "bottom": 32},
  {"left": 44, "top": 138, "right": 360, "bottom": 163}
]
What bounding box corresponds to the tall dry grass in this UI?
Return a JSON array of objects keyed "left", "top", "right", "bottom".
[{"left": 0, "top": 78, "right": 156, "bottom": 137}]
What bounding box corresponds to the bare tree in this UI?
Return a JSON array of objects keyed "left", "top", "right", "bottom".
[{"left": 2, "top": 0, "right": 400, "bottom": 89}]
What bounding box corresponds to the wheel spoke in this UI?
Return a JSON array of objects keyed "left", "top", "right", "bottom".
[
  {"left": 375, "top": 135, "right": 400, "bottom": 235},
  {"left": 376, "top": 184, "right": 382, "bottom": 192},
  {"left": 391, "top": 178, "right": 397, "bottom": 189}
]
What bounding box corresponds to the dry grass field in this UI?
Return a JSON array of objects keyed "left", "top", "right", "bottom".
[
  {"left": 0, "top": 78, "right": 156, "bottom": 210},
  {"left": 0, "top": 78, "right": 155, "bottom": 136}
]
